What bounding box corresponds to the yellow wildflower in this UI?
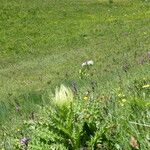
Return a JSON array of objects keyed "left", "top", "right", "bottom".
[
  {"left": 142, "top": 84, "right": 150, "bottom": 88},
  {"left": 84, "top": 96, "right": 88, "bottom": 101},
  {"left": 118, "top": 93, "right": 122, "bottom": 97},
  {"left": 122, "top": 99, "right": 126, "bottom": 103},
  {"left": 17, "top": 129, "right": 20, "bottom": 132},
  {"left": 118, "top": 93, "right": 125, "bottom": 97}
]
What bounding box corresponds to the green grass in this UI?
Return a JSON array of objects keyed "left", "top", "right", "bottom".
[
  {"left": 0, "top": 0, "right": 149, "bottom": 102},
  {"left": 0, "top": 0, "right": 150, "bottom": 149}
]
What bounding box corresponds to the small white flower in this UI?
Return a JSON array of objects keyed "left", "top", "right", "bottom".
[
  {"left": 87, "top": 60, "right": 94, "bottom": 65},
  {"left": 82, "top": 60, "right": 94, "bottom": 67},
  {"left": 82, "top": 62, "right": 87, "bottom": 67}
]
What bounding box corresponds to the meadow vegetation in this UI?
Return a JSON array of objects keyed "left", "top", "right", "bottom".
[{"left": 0, "top": 0, "right": 150, "bottom": 149}]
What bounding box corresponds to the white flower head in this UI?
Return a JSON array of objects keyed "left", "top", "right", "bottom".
[
  {"left": 54, "top": 84, "right": 73, "bottom": 107},
  {"left": 82, "top": 60, "right": 94, "bottom": 67}
]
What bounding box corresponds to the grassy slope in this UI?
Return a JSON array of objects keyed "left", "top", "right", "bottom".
[
  {"left": 0, "top": 0, "right": 150, "bottom": 149},
  {"left": 0, "top": 0, "right": 150, "bottom": 119},
  {"left": 0, "top": 0, "right": 149, "bottom": 87}
]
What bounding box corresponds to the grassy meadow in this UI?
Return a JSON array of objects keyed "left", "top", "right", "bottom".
[{"left": 0, "top": 0, "right": 150, "bottom": 149}]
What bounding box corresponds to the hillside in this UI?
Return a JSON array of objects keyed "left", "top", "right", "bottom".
[{"left": 0, "top": 0, "right": 150, "bottom": 149}]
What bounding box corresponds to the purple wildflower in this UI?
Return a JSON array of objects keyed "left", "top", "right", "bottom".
[{"left": 20, "top": 137, "right": 30, "bottom": 146}]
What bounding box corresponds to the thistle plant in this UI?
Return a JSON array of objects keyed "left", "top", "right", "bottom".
[
  {"left": 54, "top": 84, "right": 74, "bottom": 108},
  {"left": 27, "top": 97, "right": 83, "bottom": 149},
  {"left": 24, "top": 85, "right": 105, "bottom": 149}
]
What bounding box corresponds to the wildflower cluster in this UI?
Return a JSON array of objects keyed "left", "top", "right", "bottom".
[{"left": 79, "top": 60, "right": 94, "bottom": 79}]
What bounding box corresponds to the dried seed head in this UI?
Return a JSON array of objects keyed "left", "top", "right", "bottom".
[{"left": 130, "top": 136, "right": 139, "bottom": 150}]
